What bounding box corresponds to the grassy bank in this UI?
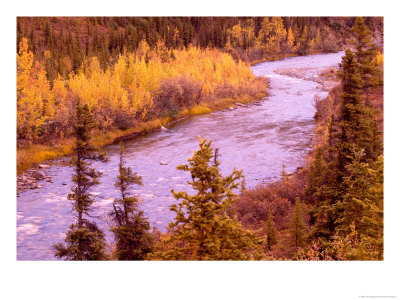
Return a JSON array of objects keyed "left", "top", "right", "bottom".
[{"left": 17, "top": 80, "right": 268, "bottom": 174}]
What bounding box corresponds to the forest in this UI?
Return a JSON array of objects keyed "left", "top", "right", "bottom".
[
  {"left": 16, "top": 17, "right": 383, "bottom": 172},
  {"left": 16, "top": 17, "right": 384, "bottom": 261}
]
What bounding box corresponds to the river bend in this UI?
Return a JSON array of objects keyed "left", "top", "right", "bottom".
[{"left": 17, "top": 52, "right": 344, "bottom": 260}]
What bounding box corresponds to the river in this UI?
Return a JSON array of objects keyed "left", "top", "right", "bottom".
[{"left": 17, "top": 51, "right": 344, "bottom": 260}]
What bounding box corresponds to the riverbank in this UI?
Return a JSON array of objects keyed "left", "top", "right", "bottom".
[
  {"left": 275, "top": 65, "right": 339, "bottom": 91},
  {"left": 17, "top": 52, "right": 346, "bottom": 260},
  {"left": 234, "top": 64, "right": 342, "bottom": 241},
  {"left": 17, "top": 77, "right": 268, "bottom": 176},
  {"left": 16, "top": 51, "right": 343, "bottom": 175},
  {"left": 249, "top": 53, "right": 298, "bottom": 66},
  {"left": 234, "top": 61, "right": 384, "bottom": 260}
]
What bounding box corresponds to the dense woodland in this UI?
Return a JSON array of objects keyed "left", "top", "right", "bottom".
[
  {"left": 17, "top": 17, "right": 383, "bottom": 76},
  {"left": 16, "top": 17, "right": 383, "bottom": 136},
  {"left": 17, "top": 17, "right": 384, "bottom": 260},
  {"left": 16, "top": 17, "right": 383, "bottom": 173}
]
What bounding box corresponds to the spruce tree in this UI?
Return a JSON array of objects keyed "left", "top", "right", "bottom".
[
  {"left": 307, "top": 51, "right": 364, "bottom": 238},
  {"left": 338, "top": 49, "right": 382, "bottom": 171},
  {"left": 351, "top": 17, "right": 381, "bottom": 89},
  {"left": 265, "top": 211, "right": 278, "bottom": 250},
  {"left": 335, "top": 148, "right": 371, "bottom": 234},
  {"left": 288, "top": 199, "right": 308, "bottom": 255},
  {"left": 52, "top": 101, "right": 108, "bottom": 260},
  {"left": 311, "top": 49, "right": 382, "bottom": 242},
  {"left": 366, "top": 155, "right": 384, "bottom": 260},
  {"left": 334, "top": 150, "right": 383, "bottom": 260},
  {"left": 109, "top": 144, "right": 154, "bottom": 260},
  {"left": 151, "top": 137, "right": 264, "bottom": 260},
  {"left": 307, "top": 144, "right": 341, "bottom": 240}
]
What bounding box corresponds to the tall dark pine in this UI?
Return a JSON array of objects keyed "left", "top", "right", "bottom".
[
  {"left": 310, "top": 49, "right": 381, "bottom": 241},
  {"left": 335, "top": 149, "right": 377, "bottom": 235},
  {"left": 288, "top": 199, "right": 308, "bottom": 257},
  {"left": 52, "top": 101, "right": 107, "bottom": 260},
  {"left": 109, "top": 144, "right": 154, "bottom": 260},
  {"left": 351, "top": 17, "right": 381, "bottom": 89},
  {"left": 338, "top": 49, "right": 382, "bottom": 171},
  {"left": 265, "top": 211, "right": 278, "bottom": 250},
  {"left": 337, "top": 49, "right": 363, "bottom": 172}
]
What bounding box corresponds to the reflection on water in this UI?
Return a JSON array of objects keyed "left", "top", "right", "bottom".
[{"left": 17, "top": 52, "right": 344, "bottom": 260}]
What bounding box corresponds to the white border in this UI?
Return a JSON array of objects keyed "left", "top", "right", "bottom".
[{"left": 2, "top": 1, "right": 399, "bottom": 299}]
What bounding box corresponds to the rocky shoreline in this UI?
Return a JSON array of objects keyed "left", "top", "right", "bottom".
[
  {"left": 274, "top": 66, "right": 339, "bottom": 91},
  {"left": 17, "top": 164, "right": 53, "bottom": 194}
]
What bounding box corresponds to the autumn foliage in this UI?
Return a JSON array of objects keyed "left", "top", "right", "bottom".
[
  {"left": 17, "top": 38, "right": 54, "bottom": 140},
  {"left": 17, "top": 37, "right": 264, "bottom": 145},
  {"left": 17, "top": 17, "right": 384, "bottom": 261}
]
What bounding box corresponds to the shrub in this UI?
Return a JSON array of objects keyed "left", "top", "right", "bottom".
[
  {"left": 247, "top": 48, "right": 264, "bottom": 63},
  {"left": 321, "top": 33, "right": 341, "bottom": 53},
  {"left": 155, "top": 76, "right": 202, "bottom": 117},
  {"left": 113, "top": 111, "right": 135, "bottom": 130},
  {"left": 234, "top": 169, "right": 307, "bottom": 231},
  {"left": 235, "top": 185, "right": 291, "bottom": 230},
  {"left": 214, "top": 82, "right": 236, "bottom": 98}
]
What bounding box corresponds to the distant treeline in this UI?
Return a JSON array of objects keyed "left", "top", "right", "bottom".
[{"left": 17, "top": 17, "right": 383, "bottom": 82}]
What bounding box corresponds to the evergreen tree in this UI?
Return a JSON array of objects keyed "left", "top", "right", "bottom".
[
  {"left": 265, "top": 211, "right": 277, "bottom": 250},
  {"left": 109, "top": 144, "right": 154, "bottom": 260},
  {"left": 307, "top": 146, "right": 340, "bottom": 238},
  {"left": 309, "top": 46, "right": 383, "bottom": 258},
  {"left": 315, "top": 29, "right": 322, "bottom": 51},
  {"left": 366, "top": 155, "right": 384, "bottom": 260},
  {"left": 312, "top": 117, "right": 342, "bottom": 235},
  {"left": 311, "top": 49, "right": 382, "bottom": 242},
  {"left": 297, "top": 25, "right": 309, "bottom": 55},
  {"left": 17, "top": 19, "right": 23, "bottom": 49},
  {"left": 338, "top": 49, "right": 382, "bottom": 170},
  {"left": 299, "top": 223, "right": 372, "bottom": 260},
  {"left": 44, "top": 19, "right": 51, "bottom": 45},
  {"left": 351, "top": 17, "right": 381, "bottom": 89},
  {"left": 335, "top": 148, "right": 370, "bottom": 234},
  {"left": 334, "top": 150, "right": 383, "bottom": 259},
  {"left": 151, "top": 137, "right": 264, "bottom": 260},
  {"left": 29, "top": 26, "right": 36, "bottom": 54},
  {"left": 52, "top": 101, "right": 108, "bottom": 260},
  {"left": 288, "top": 199, "right": 308, "bottom": 254}
]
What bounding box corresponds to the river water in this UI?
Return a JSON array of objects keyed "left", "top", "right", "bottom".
[{"left": 17, "top": 52, "right": 344, "bottom": 260}]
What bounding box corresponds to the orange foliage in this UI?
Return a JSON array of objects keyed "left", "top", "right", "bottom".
[
  {"left": 17, "top": 41, "right": 261, "bottom": 141},
  {"left": 17, "top": 38, "right": 54, "bottom": 140}
]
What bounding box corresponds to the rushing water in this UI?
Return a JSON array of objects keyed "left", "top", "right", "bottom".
[{"left": 17, "top": 52, "right": 344, "bottom": 260}]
